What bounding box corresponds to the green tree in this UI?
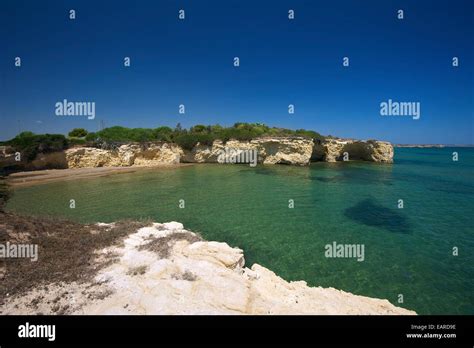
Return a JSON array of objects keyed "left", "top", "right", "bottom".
[
  {"left": 18, "top": 131, "right": 35, "bottom": 138},
  {"left": 85, "top": 132, "right": 97, "bottom": 141},
  {"left": 190, "top": 125, "right": 208, "bottom": 133},
  {"left": 68, "top": 128, "right": 88, "bottom": 138},
  {"left": 6, "top": 133, "right": 68, "bottom": 161}
]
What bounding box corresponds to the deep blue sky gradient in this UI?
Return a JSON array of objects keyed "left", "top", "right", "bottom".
[{"left": 1, "top": 0, "right": 473, "bottom": 143}]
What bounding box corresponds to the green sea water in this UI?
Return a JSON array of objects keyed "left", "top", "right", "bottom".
[{"left": 6, "top": 148, "right": 474, "bottom": 314}]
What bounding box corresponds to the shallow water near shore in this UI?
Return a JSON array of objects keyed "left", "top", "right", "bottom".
[{"left": 6, "top": 148, "right": 474, "bottom": 314}]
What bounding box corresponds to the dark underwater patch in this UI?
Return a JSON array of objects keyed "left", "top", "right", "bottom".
[
  {"left": 313, "top": 176, "right": 344, "bottom": 183},
  {"left": 344, "top": 198, "right": 411, "bottom": 233}
]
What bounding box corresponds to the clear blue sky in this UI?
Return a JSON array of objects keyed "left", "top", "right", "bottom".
[{"left": 1, "top": 0, "right": 473, "bottom": 144}]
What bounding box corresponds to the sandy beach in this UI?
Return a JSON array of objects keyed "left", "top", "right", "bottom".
[{"left": 6, "top": 164, "right": 193, "bottom": 188}]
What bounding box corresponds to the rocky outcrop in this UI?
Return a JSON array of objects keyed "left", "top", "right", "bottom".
[
  {"left": 2, "top": 221, "right": 416, "bottom": 315},
  {"left": 65, "top": 143, "right": 183, "bottom": 168},
  {"left": 312, "top": 138, "right": 394, "bottom": 163},
  {"left": 2, "top": 137, "right": 394, "bottom": 171},
  {"left": 0, "top": 146, "right": 18, "bottom": 168},
  {"left": 182, "top": 137, "right": 314, "bottom": 166},
  {"left": 0, "top": 146, "right": 68, "bottom": 170}
]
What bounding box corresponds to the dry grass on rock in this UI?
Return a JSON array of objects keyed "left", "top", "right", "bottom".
[{"left": 0, "top": 212, "right": 152, "bottom": 300}]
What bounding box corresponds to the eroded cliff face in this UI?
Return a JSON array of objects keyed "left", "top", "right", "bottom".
[
  {"left": 182, "top": 137, "right": 314, "bottom": 166},
  {"left": 0, "top": 146, "right": 18, "bottom": 169},
  {"left": 1, "top": 137, "right": 394, "bottom": 171},
  {"left": 312, "top": 138, "right": 394, "bottom": 163},
  {"left": 0, "top": 146, "right": 68, "bottom": 170},
  {"left": 65, "top": 143, "right": 183, "bottom": 168}
]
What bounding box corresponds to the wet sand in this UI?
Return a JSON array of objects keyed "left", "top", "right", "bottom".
[{"left": 7, "top": 164, "right": 193, "bottom": 188}]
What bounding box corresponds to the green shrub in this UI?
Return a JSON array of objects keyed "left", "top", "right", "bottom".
[
  {"left": 5, "top": 123, "right": 325, "bottom": 156},
  {"left": 190, "top": 124, "right": 208, "bottom": 133},
  {"left": 94, "top": 126, "right": 157, "bottom": 142},
  {"left": 68, "top": 128, "right": 88, "bottom": 138},
  {"left": 153, "top": 127, "right": 173, "bottom": 142},
  {"left": 68, "top": 137, "right": 87, "bottom": 146},
  {"left": 86, "top": 123, "right": 325, "bottom": 149},
  {"left": 196, "top": 133, "right": 216, "bottom": 146},
  {"left": 85, "top": 132, "right": 97, "bottom": 142},
  {"left": 174, "top": 133, "right": 199, "bottom": 150},
  {"left": 294, "top": 129, "right": 325, "bottom": 141},
  {"left": 5, "top": 132, "right": 68, "bottom": 161}
]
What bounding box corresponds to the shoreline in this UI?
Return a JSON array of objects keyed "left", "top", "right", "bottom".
[
  {"left": 0, "top": 212, "right": 416, "bottom": 315},
  {"left": 6, "top": 164, "right": 193, "bottom": 188},
  {"left": 0, "top": 136, "right": 395, "bottom": 175},
  {"left": 2, "top": 164, "right": 415, "bottom": 314},
  {"left": 4, "top": 145, "right": 466, "bottom": 189}
]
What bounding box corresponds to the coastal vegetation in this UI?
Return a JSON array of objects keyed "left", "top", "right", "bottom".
[
  {"left": 67, "top": 128, "right": 89, "bottom": 146},
  {"left": 0, "top": 132, "right": 68, "bottom": 161},
  {"left": 1, "top": 123, "right": 325, "bottom": 154},
  {"left": 0, "top": 125, "right": 394, "bottom": 171},
  {"left": 0, "top": 210, "right": 153, "bottom": 302},
  {"left": 68, "top": 128, "right": 88, "bottom": 138},
  {"left": 84, "top": 123, "right": 325, "bottom": 150}
]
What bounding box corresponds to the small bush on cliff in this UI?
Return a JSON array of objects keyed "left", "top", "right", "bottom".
[
  {"left": 153, "top": 126, "right": 173, "bottom": 142},
  {"left": 85, "top": 132, "right": 97, "bottom": 142},
  {"left": 5, "top": 132, "right": 69, "bottom": 161},
  {"left": 6, "top": 123, "right": 326, "bottom": 154},
  {"left": 83, "top": 123, "right": 325, "bottom": 149},
  {"left": 93, "top": 126, "right": 151, "bottom": 142},
  {"left": 68, "top": 137, "right": 87, "bottom": 146},
  {"left": 68, "top": 128, "right": 88, "bottom": 138},
  {"left": 174, "top": 132, "right": 215, "bottom": 150}
]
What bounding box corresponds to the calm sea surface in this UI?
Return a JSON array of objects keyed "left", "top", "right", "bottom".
[{"left": 6, "top": 148, "right": 474, "bottom": 314}]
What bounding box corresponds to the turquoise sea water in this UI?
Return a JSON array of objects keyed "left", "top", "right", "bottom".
[{"left": 6, "top": 148, "right": 474, "bottom": 314}]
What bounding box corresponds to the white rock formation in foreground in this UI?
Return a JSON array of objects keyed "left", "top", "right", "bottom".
[
  {"left": 1, "top": 222, "right": 415, "bottom": 315},
  {"left": 1, "top": 222, "right": 414, "bottom": 315}
]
